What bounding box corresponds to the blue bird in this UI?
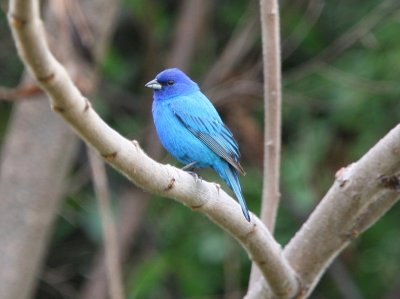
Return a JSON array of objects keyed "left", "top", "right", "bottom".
[{"left": 145, "top": 68, "right": 250, "bottom": 222}]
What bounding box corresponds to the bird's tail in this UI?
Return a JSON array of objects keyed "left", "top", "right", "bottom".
[{"left": 214, "top": 162, "right": 250, "bottom": 222}]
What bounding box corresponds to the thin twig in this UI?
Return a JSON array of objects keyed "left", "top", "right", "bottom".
[
  {"left": 203, "top": 3, "right": 259, "bottom": 87},
  {"left": 284, "top": 0, "right": 399, "bottom": 82},
  {"left": 0, "top": 84, "right": 42, "bottom": 101},
  {"left": 282, "top": 0, "right": 324, "bottom": 60},
  {"left": 88, "top": 148, "right": 124, "bottom": 299},
  {"left": 320, "top": 63, "right": 398, "bottom": 94},
  {"left": 79, "top": 189, "right": 149, "bottom": 299},
  {"left": 166, "top": 0, "right": 210, "bottom": 70}
]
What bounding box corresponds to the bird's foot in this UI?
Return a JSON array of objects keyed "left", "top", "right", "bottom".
[
  {"left": 214, "top": 183, "right": 221, "bottom": 194},
  {"left": 181, "top": 161, "right": 197, "bottom": 172},
  {"left": 181, "top": 161, "right": 202, "bottom": 182},
  {"left": 186, "top": 171, "right": 202, "bottom": 183}
]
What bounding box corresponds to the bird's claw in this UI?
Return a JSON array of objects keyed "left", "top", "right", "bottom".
[
  {"left": 181, "top": 161, "right": 201, "bottom": 182},
  {"left": 214, "top": 183, "right": 221, "bottom": 194},
  {"left": 187, "top": 171, "right": 202, "bottom": 183},
  {"left": 181, "top": 161, "right": 197, "bottom": 172}
]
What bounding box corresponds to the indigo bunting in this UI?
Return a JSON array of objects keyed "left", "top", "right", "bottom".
[{"left": 145, "top": 68, "right": 250, "bottom": 222}]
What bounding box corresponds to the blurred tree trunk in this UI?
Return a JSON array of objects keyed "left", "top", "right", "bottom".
[
  {"left": 0, "top": 1, "right": 117, "bottom": 299},
  {"left": 0, "top": 95, "right": 78, "bottom": 299}
]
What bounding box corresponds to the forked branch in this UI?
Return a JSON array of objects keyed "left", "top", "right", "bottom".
[{"left": 247, "top": 124, "right": 400, "bottom": 298}]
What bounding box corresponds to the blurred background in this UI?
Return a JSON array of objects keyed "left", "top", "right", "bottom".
[{"left": 0, "top": 0, "right": 400, "bottom": 298}]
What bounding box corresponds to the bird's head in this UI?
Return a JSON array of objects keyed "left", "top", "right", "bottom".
[{"left": 145, "top": 68, "right": 199, "bottom": 100}]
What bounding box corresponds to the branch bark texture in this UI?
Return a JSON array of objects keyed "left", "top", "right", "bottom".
[
  {"left": 258, "top": 0, "right": 282, "bottom": 237},
  {"left": 284, "top": 124, "right": 400, "bottom": 296},
  {"left": 81, "top": 1, "right": 208, "bottom": 296},
  {"left": 0, "top": 0, "right": 118, "bottom": 298},
  {"left": 8, "top": 1, "right": 400, "bottom": 299},
  {"left": 0, "top": 97, "right": 78, "bottom": 299},
  {"left": 249, "top": 0, "right": 283, "bottom": 290},
  {"left": 88, "top": 149, "right": 124, "bottom": 299},
  {"left": 248, "top": 124, "right": 400, "bottom": 298},
  {"left": 7, "top": 0, "right": 299, "bottom": 297}
]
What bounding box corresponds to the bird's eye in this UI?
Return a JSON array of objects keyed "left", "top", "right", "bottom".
[{"left": 167, "top": 80, "right": 175, "bottom": 86}]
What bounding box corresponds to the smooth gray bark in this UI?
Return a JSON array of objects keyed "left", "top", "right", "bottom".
[{"left": 0, "top": 97, "right": 78, "bottom": 299}]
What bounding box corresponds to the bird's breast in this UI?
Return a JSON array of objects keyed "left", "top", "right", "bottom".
[{"left": 152, "top": 99, "right": 217, "bottom": 167}]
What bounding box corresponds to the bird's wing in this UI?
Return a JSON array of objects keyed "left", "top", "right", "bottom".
[{"left": 171, "top": 94, "right": 245, "bottom": 175}]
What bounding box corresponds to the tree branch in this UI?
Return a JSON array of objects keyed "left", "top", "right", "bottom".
[
  {"left": 202, "top": 3, "right": 259, "bottom": 87},
  {"left": 7, "top": 0, "right": 299, "bottom": 297},
  {"left": 78, "top": 189, "right": 149, "bottom": 299},
  {"left": 1, "top": 1, "right": 118, "bottom": 298},
  {"left": 249, "top": 0, "right": 283, "bottom": 290},
  {"left": 88, "top": 149, "right": 124, "bottom": 299},
  {"left": 258, "top": 0, "right": 282, "bottom": 235},
  {"left": 0, "top": 83, "right": 42, "bottom": 101},
  {"left": 282, "top": 0, "right": 324, "bottom": 60},
  {"left": 285, "top": 0, "right": 399, "bottom": 82},
  {"left": 247, "top": 124, "right": 400, "bottom": 298},
  {"left": 81, "top": 1, "right": 208, "bottom": 295},
  {"left": 167, "top": 0, "right": 211, "bottom": 70}
]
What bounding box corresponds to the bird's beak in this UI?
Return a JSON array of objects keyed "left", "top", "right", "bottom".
[{"left": 145, "top": 79, "right": 162, "bottom": 90}]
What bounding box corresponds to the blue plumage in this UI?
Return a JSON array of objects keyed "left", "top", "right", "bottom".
[{"left": 145, "top": 68, "right": 250, "bottom": 221}]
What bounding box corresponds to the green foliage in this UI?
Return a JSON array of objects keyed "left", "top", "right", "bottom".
[{"left": 0, "top": 0, "right": 399, "bottom": 298}]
